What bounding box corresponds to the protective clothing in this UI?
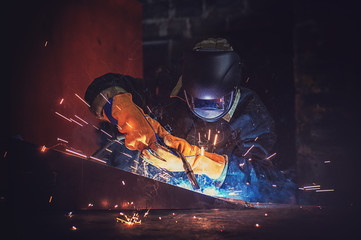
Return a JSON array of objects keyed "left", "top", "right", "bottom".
[
  {"left": 142, "top": 134, "right": 227, "bottom": 179},
  {"left": 85, "top": 77, "right": 228, "bottom": 179},
  {"left": 103, "top": 93, "right": 158, "bottom": 151}
]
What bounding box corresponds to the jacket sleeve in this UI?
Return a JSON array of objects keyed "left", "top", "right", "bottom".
[{"left": 229, "top": 88, "right": 277, "bottom": 162}]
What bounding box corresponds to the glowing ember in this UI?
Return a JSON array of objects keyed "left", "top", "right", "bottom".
[
  {"left": 71, "top": 226, "right": 77, "bottom": 231},
  {"left": 264, "top": 213, "right": 268, "bottom": 216},
  {"left": 55, "top": 111, "right": 72, "bottom": 122},
  {"left": 67, "top": 212, "right": 73, "bottom": 218},
  {"left": 74, "top": 115, "right": 89, "bottom": 125},
  {"left": 255, "top": 223, "right": 260, "bottom": 228},
  {"left": 48, "top": 195, "right": 53, "bottom": 203},
  {"left": 242, "top": 145, "right": 255, "bottom": 157},
  {"left": 59, "top": 98, "right": 64, "bottom": 104},
  {"left": 89, "top": 156, "right": 107, "bottom": 164},
  {"left": 88, "top": 203, "right": 94, "bottom": 207},
  {"left": 208, "top": 129, "right": 211, "bottom": 141},
  {"left": 57, "top": 138, "right": 68, "bottom": 144},
  {"left": 122, "top": 181, "right": 126, "bottom": 185},
  {"left": 266, "top": 152, "right": 277, "bottom": 160},
  {"left": 41, "top": 145, "right": 47, "bottom": 152},
  {"left": 69, "top": 118, "right": 83, "bottom": 127},
  {"left": 74, "top": 93, "right": 90, "bottom": 107},
  {"left": 316, "top": 189, "right": 335, "bottom": 193},
  {"left": 65, "top": 149, "right": 87, "bottom": 159},
  {"left": 213, "top": 134, "right": 218, "bottom": 146}
]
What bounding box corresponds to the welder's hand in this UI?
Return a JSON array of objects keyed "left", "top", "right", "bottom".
[
  {"left": 141, "top": 135, "right": 227, "bottom": 179},
  {"left": 110, "top": 93, "right": 160, "bottom": 151}
]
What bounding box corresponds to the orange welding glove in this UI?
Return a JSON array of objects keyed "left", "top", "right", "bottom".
[
  {"left": 141, "top": 134, "right": 227, "bottom": 180},
  {"left": 108, "top": 93, "right": 163, "bottom": 151}
]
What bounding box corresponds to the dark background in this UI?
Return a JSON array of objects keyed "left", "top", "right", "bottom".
[
  {"left": 139, "top": 0, "right": 361, "bottom": 206},
  {"left": 3, "top": 0, "right": 361, "bottom": 207}
]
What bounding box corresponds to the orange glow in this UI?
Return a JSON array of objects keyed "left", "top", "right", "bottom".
[
  {"left": 59, "top": 98, "right": 64, "bottom": 104},
  {"left": 41, "top": 145, "right": 47, "bottom": 152},
  {"left": 213, "top": 134, "right": 218, "bottom": 146}
]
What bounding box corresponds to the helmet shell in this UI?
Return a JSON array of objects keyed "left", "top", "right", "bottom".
[{"left": 182, "top": 51, "right": 241, "bottom": 99}]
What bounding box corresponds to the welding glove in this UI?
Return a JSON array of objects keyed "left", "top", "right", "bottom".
[
  {"left": 141, "top": 134, "right": 227, "bottom": 180},
  {"left": 107, "top": 93, "right": 163, "bottom": 151}
]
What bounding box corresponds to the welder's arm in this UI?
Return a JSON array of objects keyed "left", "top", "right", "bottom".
[{"left": 141, "top": 134, "right": 227, "bottom": 180}]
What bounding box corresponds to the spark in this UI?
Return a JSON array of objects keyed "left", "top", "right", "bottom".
[
  {"left": 324, "top": 160, "right": 331, "bottom": 164},
  {"left": 159, "top": 217, "right": 162, "bottom": 220},
  {"left": 41, "top": 145, "right": 47, "bottom": 152},
  {"left": 213, "top": 134, "right": 218, "bottom": 146},
  {"left": 92, "top": 125, "right": 99, "bottom": 130},
  {"left": 59, "top": 98, "right": 64, "bottom": 104},
  {"left": 114, "top": 205, "right": 119, "bottom": 208},
  {"left": 193, "top": 216, "right": 196, "bottom": 219},
  {"left": 125, "top": 122, "right": 133, "bottom": 128},
  {"left": 65, "top": 149, "right": 87, "bottom": 159},
  {"left": 44, "top": 41, "right": 48, "bottom": 47},
  {"left": 255, "top": 223, "right": 260, "bottom": 228},
  {"left": 242, "top": 145, "right": 255, "bottom": 157},
  {"left": 316, "top": 189, "right": 335, "bottom": 193},
  {"left": 146, "top": 105, "right": 152, "bottom": 113},
  {"left": 105, "top": 148, "right": 112, "bottom": 153},
  {"left": 89, "top": 156, "right": 107, "bottom": 164},
  {"left": 74, "top": 93, "right": 90, "bottom": 107},
  {"left": 264, "top": 213, "right": 268, "bottom": 216},
  {"left": 3, "top": 152, "right": 7, "bottom": 158},
  {"left": 100, "top": 129, "right": 112, "bottom": 138},
  {"left": 305, "top": 187, "right": 320, "bottom": 191},
  {"left": 69, "top": 118, "right": 83, "bottom": 127},
  {"left": 116, "top": 106, "right": 122, "bottom": 111},
  {"left": 122, "top": 180, "right": 126, "bottom": 185},
  {"left": 208, "top": 129, "right": 211, "bottom": 141},
  {"left": 99, "top": 92, "right": 110, "bottom": 104},
  {"left": 198, "top": 132, "right": 201, "bottom": 143},
  {"left": 71, "top": 226, "right": 77, "bottom": 231},
  {"left": 254, "top": 136, "right": 259, "bottom": 141},
  {"left": 272, "top": 184, "right": 277, "bottom": 188},
  {"left": 55, "top": 111, "right": 72, "bottom": 122},
  {"left": 201, "top": 147, "right": 204, "bottom": 156},
  {"left": 49, "top": 195, "right": 53, "bottom": 203},
  {"left": 88, "top": 203, "right": 93, "bottom": 207},
  {"left": 122, "top": 152, "right": 133, "bottom": 158},
  {"left": 303, "top": 185, "right": 321, "bottom": 189},
  {"left": 57, "top": 138, "right": 68, "bottom": 143},
  {"left": 74, "top": 115, "right": 89, "bottom": 125},
  {"left": 266, "top": 152, "right": 277, "bottom": 160},
  {"left": 239, "top": 162, "right": 245, "bottom": 168},
  {"left": 67, "top": 212, "right": 73, "bottom": 218}
]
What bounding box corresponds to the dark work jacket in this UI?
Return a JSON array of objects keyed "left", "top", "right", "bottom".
[{"left": 95, "top": 73, "right": 278, "bottom": 194}]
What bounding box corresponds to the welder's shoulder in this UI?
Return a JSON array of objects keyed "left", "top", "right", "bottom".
[{"left": 231, "top": 87, "right": 274, "bottom": 128}]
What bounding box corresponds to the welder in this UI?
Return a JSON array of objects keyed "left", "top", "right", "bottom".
[{"left": 85, "top": 38, "right": 287, "bottom": 202}]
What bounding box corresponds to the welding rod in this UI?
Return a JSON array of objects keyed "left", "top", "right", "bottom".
[{"left": 169, "top": 147, "right": 200, "bottom": 190}]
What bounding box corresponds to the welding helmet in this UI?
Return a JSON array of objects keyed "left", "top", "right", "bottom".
[{"left": 182, "top": 39, "right": 241, "bottom": 122}]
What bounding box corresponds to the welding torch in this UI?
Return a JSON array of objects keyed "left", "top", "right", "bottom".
[{"left": 155, "top": 135, "right": 200, "bottom": 190}]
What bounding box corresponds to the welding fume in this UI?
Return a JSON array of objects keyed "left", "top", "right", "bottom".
[{"left": 84, "top": 38, "right": 294, "bottom": 203}]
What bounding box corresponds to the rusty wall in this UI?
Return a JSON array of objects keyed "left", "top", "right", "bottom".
[{"left": 7, "top": 0, "right": 143, "bottom": 155}]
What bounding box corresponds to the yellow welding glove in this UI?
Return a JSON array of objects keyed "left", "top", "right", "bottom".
[
  {"left": 141, "top": 134, "right": 227, "bottom": 180},
  {"left": 109, "top": 93, "right": 159, "bottom": 151}
]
